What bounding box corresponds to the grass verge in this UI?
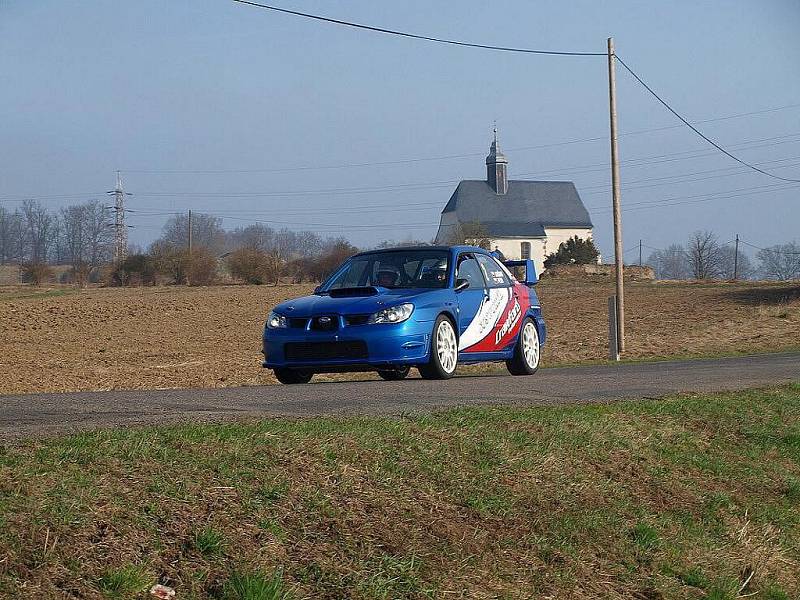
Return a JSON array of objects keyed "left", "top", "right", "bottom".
[{"left": 1, "top": 385, "right": 799, "bottom": 598}]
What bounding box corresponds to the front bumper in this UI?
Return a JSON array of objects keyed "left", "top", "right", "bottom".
[{"left": 262, "top": 318, "right": 431, "bottom": 371}]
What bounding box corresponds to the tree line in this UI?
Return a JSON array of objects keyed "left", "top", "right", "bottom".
[
  {"left": 646, "top": 230, "right": 800, "bottom": 281},
  {"left": 3, "top": 202, "right": 797, "bottom": 285},
  {"left": 0, "top": 200, "right": 112, "bottom": 283},
  {"left": 0, "top": 201, "right": 365, "bottom": 286},
  {"left": 450, "top": 221, "right": 800, "bottom": 281}
]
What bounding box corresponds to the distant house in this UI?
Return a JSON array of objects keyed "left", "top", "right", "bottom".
[{"left": 434, "top": 131, "right": 594, "bottom": 274}]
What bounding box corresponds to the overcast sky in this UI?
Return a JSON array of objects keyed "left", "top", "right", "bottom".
[{"left": 2, "top": 1, "right": 799, "bottom": 259}]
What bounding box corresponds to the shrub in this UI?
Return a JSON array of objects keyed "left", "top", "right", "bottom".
[
  {"left": 20, "top": 262, "right": 55, "bottom": 285},
  {"left": 227, "top": 248, "right": 271, "bottom": 285},
  {"left": 146, "top": 243, "right": 218, "bottom": 286},
  {"left": 148, "top": 241, "right": 185, "bottom": 284},
  {"left": 108, "top": 254, "right": 157, "bottom": 286},
  {"left": 544, "top": 236, "right": 600, "bottom": 268},
  {"left": 66, "top": 263, "right": 92, "bottom": 286},
  {"left": 307, "top": 240, "right": 359, "bottom": 282},
  {"left": 185, "top": 248, "right": 218, "bottom": 286}
]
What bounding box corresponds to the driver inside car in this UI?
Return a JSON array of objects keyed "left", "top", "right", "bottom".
[{"left": 375, "top": 265, "right": 402, "bottom": 288}]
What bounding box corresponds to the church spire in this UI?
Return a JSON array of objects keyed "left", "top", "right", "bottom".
[{"left": 486, "top": 126, "right": 508, "bottom": 195}]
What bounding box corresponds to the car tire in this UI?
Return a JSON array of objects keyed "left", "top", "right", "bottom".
[
  {"left": 418, "top": 315, "right": 458, "bottom": 380},
  {"left": 273, "top": 368, "right": 313, "bottom": 384},
  {"left": 506, "top": 317, "right": 540, "bottom": 376},
  {"left": 377, "top": 366, "right": 410, "bottom": 381}
]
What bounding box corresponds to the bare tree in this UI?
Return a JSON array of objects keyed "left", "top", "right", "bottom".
[
  {"left": 58, "top": 200, "right": 112, "bottom": 283},
  {"left": 757, "top": 243, "right": 800, "bottom": 280},
  {"left": 448, "top": 221, "right": 491, "bottom": 249},
  {"left": 60, "top": 204, "right": 85, "bottom": 269},
  {"left": 373, "top": 237, "right": 431, "bottom": 249},
  {"left": 686, "top": 230, "right": 723, "bottom": 279},
  {"left": 295, "top": 230, "right": 323, "bottom": 258},
  {"left": 161, "top": 213, "right": 225, "bottom": 255},
  {"left": 85, "top": 200, "right": 113, "bottom": 266},
  {"left": 20, "top": 200, "right": 56, "bottom": 263},
  {"left": 718, "top": 245, "right": 754, "bottom": 280},
  {"left": 646, "top": 244, "right": 689, "bottom": 280},
  {"left": 225, "top": 223, "right": 275, "bottom": 253},
  {"left": 0, "top": 207, "right": 23, "bottom": 264}
]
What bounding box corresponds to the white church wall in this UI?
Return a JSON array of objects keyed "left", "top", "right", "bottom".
[
  {"left": 542, "top": 227, "right": 595, "bottom": 258},
  {"left": 489, "top": 237, "right": 548, "bottom": 276},
  {"left": 490, "top": 228, "right": 594, "bottom": 275}
]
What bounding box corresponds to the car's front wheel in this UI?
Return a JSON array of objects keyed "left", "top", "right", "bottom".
[
  {"left": 419, "top": 315, "right": 458, "bottom": 380},
  {"left": 506, "top": 317, "right": 540, "bottom": 376},
  {"left": 377, "top": 366, "right": 410, "bottom": 381},
  {"left": 273, "top": 368, "right": 313, "bottom": 384}
]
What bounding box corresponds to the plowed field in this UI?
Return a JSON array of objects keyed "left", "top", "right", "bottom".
[{"left": 1, "top": 279, "right": 798, "bottom": 395}]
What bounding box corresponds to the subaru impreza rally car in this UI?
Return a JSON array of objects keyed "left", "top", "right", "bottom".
[{"left": 262, "top": 245, "right": 546, "bottom": 384}]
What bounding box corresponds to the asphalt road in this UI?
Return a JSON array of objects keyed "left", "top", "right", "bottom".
[{"left": 2, "top": 353, "right": 798, "bottom": 440}]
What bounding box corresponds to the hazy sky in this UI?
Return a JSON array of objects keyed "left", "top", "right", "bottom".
[{"left": 2, "top": 1, "right": 799, "bottom": 259}]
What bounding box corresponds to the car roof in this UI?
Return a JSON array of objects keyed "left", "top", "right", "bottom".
[{"left": 354, "top": 245, "right": 490, "bottom": 257}]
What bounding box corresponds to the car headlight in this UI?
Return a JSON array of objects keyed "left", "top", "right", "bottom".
[
  {"left": 368, "top": 303, "right": 414, "bottom": 324},
  {"left": 267, "top": 312, "right": 288, "bottom": 329}
]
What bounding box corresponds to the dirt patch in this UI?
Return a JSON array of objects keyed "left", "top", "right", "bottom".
[{"left": 1, "top": 279, "right": 798, "bottom": 395}]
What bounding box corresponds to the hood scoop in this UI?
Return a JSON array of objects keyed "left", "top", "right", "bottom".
[{"left": 328, "top": 286, "right": 380, "bottom": 298}]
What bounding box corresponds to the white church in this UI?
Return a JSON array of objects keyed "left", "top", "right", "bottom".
[{"left": 434, "top": 132, "right": 595, "bottom": 275}]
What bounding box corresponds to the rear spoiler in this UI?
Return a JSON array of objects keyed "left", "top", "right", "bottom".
[{"left": 502, "top": 259, "right": 538, "bottom": 286}]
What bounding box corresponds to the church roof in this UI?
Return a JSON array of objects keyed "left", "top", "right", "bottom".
[{"left": 441, "top": 179, "right": 593, "bottom": 238}]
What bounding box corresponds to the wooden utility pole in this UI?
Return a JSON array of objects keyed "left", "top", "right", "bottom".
[
  {"left": 639, "top": 239, "right": 642, "bottom": 267},
  {"left": 733, "top": 233, "right": 739, "bottom": 280},
  {"left": 607, "top": 37, "right": 625, "bottom": 353}
]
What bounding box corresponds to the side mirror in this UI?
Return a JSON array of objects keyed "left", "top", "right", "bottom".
[
  {"left": 454, "top": 278, "right": 470, "bottom": 292},
  {"left": 313, "top": 286, "right": 322, "bottom": 295}
]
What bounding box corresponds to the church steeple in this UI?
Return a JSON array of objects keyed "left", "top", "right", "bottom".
[{"left": 486, "top": 126, "right": 508, "bottom": 195}]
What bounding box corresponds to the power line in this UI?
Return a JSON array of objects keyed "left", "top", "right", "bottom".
[
  {"left": 615, "top": 54, "right": 800, "bottom": 184},
  {"left": 121, "top": 102, "right": 800, "bottom": 175},
  {"left": 575, "top": 157, "right": 800, "bottom": 197},
  {"left": 5, "top": 142, "right": 800, "bottom": 209},
  {"left": 588, "top": 182, "right": 800, "bottom": 214},
  {"left": 739, "top": 239, "right": 800, "bottom": 255},
  {"left": 127, "top": 208, "right": 436, "bottom": 231},
  {"left": 112, "top": 135, "right": 800, "bottom": 202},
  {"left": 231, "top": 0, "right": 605, "bottom": 56},
  {"left": 515, "top": 132, "right": 800, "bottom": 180}
]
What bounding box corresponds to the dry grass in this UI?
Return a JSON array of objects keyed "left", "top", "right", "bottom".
[
  {"left": 0, "top": 279, "right": 799, "bottom": 395},
  {"left": 0, "top": 385, "right": 798, "bottom": 599}
]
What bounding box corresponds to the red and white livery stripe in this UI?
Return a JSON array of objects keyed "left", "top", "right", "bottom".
[{"left": 460, "top": 283, "right": 530, "bottom": 353}]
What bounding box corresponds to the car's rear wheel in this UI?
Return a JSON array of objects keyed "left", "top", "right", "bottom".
[
  {"left": 506, "top": 317, "right": 540, "bottom": 376},
  {"left": 377, "top": 366, "right": 410, "bottom": 381},
  {"left": 273, "top": 368, "right": 313, "bottom": 384},
  {"left": 419, "top": 315, "right": 458, "bottom": 380}
]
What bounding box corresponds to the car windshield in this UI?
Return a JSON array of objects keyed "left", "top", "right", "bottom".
[{"left": 323, "top": 249, "right": 450, "bottom": 290}]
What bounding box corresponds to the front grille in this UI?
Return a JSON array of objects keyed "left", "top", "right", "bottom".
[
  {"left": 310, "top": 315, "right": 339, "bottom": 331},
  {"left": 289, "top": 317, "right": 309, "bottom": 329},
  {"left": 284, "top": 341, "right": 368, "bottom": 361},
  {"left": 345, "top": 314, "right": 370, "bottom": 326}
]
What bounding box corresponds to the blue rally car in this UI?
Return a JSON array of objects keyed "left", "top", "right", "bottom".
[{"left": 262, "top": 245, "right": 546, "bottom": 384}]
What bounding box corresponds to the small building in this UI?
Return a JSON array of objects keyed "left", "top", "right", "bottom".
[{"left": 434, "top": 131, "right": 594, "bottom": 274}]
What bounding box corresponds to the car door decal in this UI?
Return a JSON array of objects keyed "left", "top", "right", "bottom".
[
  {"left": 460, "top": 283, "right": 530, "bottom": 352},
  {"left": 457, "top": 286, "right": 510, "bottom": 351}
]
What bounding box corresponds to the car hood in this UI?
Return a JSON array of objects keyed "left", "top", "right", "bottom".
[{"left": 272, "top": 288, "right": 433, "bottom": 317}]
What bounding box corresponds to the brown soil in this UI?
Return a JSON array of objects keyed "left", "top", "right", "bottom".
[{"left": 1, "top": 279, "right": 798, "bottom": 395}]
